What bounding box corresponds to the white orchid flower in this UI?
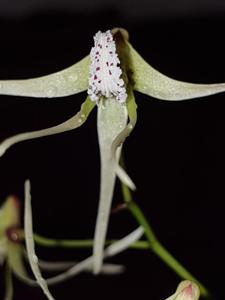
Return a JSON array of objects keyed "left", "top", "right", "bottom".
[{"left": 1, "top": 27, "right": 225, "bottom": 275}]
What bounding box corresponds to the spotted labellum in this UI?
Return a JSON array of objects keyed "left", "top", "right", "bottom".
[
  {"left": 88, "top": 30, "right": 127, "bottom": 103},
  {"left": 1, "top": 28, "right": 225, "bottom": 299}
]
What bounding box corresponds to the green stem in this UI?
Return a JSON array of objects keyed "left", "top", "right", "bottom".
[
  {"left": 17, "top": 229, "right": 149, "bottom": 250},
  {"left": 121, "top": 181, "right": 210, "bottom": 298},
  {"left": 33, "top": 234, "right": 149, "bottom": 250}
]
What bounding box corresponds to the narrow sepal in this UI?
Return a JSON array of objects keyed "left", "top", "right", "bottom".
[
  {"left": 24, "top": 180, "right": 55, "bottom": 300},
  {"left": 0, "top": 97, "right": 95, "bottom": 157},
  {"left": 128, "top": 42, "right": 225, "bottom": 101},
  {"left": 0, "top": 56, "right": 90, "bottom": 98}
]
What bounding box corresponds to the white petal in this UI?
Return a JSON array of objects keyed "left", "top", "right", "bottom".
[
  {"left": 24, "top": 180, "right": 55, "bottom": 300},
  {"left": 0, "top": 56, "right": 89, "bottom": 98},
  {"left": 0, "top": 97, "right": 95, "bottom": 157},
  {"left": 46, "top": 226, "right": 143, "bottom": 285},
  {"left": 93, "top": 98, "right": 128, "bottom": 274},
  {"left": 128, "top": 43, "right": 225, "bottom": 101},
  {"left": 111, "top": 88, "right": 137, "bottom": 190},
  {"left": 105, "top": 226, "right": 144, "bottom": 257},
  {"left": 38, "top": 259, "right": 124, "bottom": 275}
]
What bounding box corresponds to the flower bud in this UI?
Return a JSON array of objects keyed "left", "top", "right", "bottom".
[{"left": 166, "top": 280, "right": 200, "bottom": 300}]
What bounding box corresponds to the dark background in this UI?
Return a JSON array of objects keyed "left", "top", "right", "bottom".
[{"left": 0, "top": 2, "right": 225, "bottom": 300}]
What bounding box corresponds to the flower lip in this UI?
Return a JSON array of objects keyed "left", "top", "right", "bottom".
[{"left": 88, "top": 30, "right": 127, "bottom": 103}]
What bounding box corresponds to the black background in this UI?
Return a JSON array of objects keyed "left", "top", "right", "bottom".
[{"left": 0, "top": 6, "right": 225, "bottom": 300}]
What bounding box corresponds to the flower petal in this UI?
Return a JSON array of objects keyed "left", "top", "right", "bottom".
[
  {"left": 23, "top": 178, "right": 143, "bottom": 285},
  {"left": 38, "top": 258, "right": 124, "bottom": 275},
  {"left": 0, "top": 56, "right": 89, "bottom": 98},
  {"left": 7, "top": 242, "right": 36, "bottom": 285},
  {"left": 4, "top": 262, "right": 13, "bottom": 300},
  {"left": 128, "top": 42, "right": 225, "bottom": 101},
  {"left": 93, "top": 98, "right": 128, "bottom": 274},
  {"left": 111, "top": 87, "right": 137, "bottom": 190},
  {"left": 24, "top": 180, "right": 55, "bottom": 300},
  {"left": 0, "top": 196, "right": 20, "bottom": 235},
  {"left": 46, "top": 226, "right": 143, "bottom": 285},
  {"left": 0, "top": 97, "right": 95, "bottom": 157}
]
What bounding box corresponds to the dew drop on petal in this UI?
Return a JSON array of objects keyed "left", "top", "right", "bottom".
[
  {"left": 32, "top": 254, "right": 38, "bottom": 263},
  {"left": 46, "top": 87, "right": 57, "bottom": 98}
]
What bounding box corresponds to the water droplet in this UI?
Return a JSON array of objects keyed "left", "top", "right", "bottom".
[
  {"left": 78, "top": 118, "right": 82, "bottom": 123},
  {"left": 128, "top": 124, "right": 133, "bottom": 130},
  {"left": 46, "top": 87, "right": 57, "bottom": 98},
  {"left": 32, "top": 254, "right": 38, "bottom": 263},
  {"left": 81, "top": 113, "right": 85, "bottom": 118},
  {"left": 68, "top": 74, "right": 78, "bottom": 82}
]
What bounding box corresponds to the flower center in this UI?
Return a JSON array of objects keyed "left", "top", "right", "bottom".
[{"left": 88, "top": 30, "right": 127, "bottom": 103}]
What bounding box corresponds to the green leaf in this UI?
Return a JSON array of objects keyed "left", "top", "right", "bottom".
[
  {"left": 0, "top": 56, "right": 90, "bottom": 98},
  {"left": 128, "top": 42, "right": 225, "bottom": 101}
]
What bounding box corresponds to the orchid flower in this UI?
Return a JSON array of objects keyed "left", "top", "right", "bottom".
[
  {"left": 1, "top": 28, "right": 225, "bottom": 275},
  {"left": 0, "top": 196, "right": 36, "bottom": 299},
  {"left": 165, "top": 280, "right": 200, "bottom": 300}
]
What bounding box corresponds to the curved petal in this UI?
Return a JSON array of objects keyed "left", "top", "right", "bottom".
[
  {"left": 46, "top": 226, "right": 143, "bottom": 285},
  {"left": 24, "top": 180, "right": 55, "bottom": 300},
  {"left": 24, "top": 179, "right": 143, "bottom": 286},
  {"left": 128, "top": 42, "right": 225, "bottom": 101},
  {"left": 111, "top": 87, "right": 137, "bottom": 190},
  {"left": 0, "top": 56, "right": 90, "bottom": 98},
  {"left": 0, "top": 97, "right": 95, "bottom": 157},
  {"left": 93, "top": 98, "right": 128, "bottom": 274},
  {"left": 38, "top": 258, "right": 124, "bottom": 275},
  {"left": 7, "top": 242, "right": 36, "bottom": 286}
]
